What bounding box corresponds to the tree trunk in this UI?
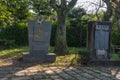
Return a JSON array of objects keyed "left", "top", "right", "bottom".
[
  {"left": 116, "top": 17, "right": 120, "bottom": 33},
  {"left": 79, "top": 26, "right": 82, "bottom": 47},
  {"left": 55, "top": 11, "right": 69, "bottom": 55},
  {"left": 103, "top": 0, "right": 113, "bottom": 21}
]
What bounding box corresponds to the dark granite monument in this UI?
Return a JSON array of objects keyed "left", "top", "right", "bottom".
[
  {"left": 23, "top": 17, "right": 56, "bottom": 63},
  {"left": 87, "top": 21, "right": 112, "bottom": 61}
]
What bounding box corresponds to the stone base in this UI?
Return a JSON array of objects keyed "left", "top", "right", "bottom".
[{"left": 23, "top": 52, "right": 56, "bottom": 63}]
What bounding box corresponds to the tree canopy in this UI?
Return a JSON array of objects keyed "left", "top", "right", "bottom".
[
  {"left": 0, "top": 0, "right": 30, "bottom": 28},
  {"left": 0, "top": 0, "right": 120, "bottom": 53}
]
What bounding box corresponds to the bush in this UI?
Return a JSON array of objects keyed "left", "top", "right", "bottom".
[
  {"left": 78, "top": 49, "right": 90, "bottom": 65},
  {"left": 112, "top": 31, "right": 120, "bottom": 45},
  {"left": 0, "top": 39, "right": 16, "bottom": 50},
  {"left": 0, "top": 20, "right": 87, "bottom": 47},
  {"left": 50, "top": 22, "right": 57, "bottom": 46},
  {"left": 0, "top": 46, "right": 4, "bottom": 50},
  {"left": 0, "top": 21, "right": 28, "bottom": 46},
  {"left": 50, "top": 22, "right": 87, "bottom": 47}
]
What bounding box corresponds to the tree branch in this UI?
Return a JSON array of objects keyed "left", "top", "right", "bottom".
[
  {"left": 61, "top": 0, "right": 66, "bottom": 7},
  {"left": 95, "top": 0, "right": 102, "bottom": 20},
  {"left": 102, "top": 0, "right": 111, "bottom": 8},
  {"left": 50, "top": 0, "right": 58, "bottom": 11},
  {"left": 85, "top": 1, "right": 106, "bottom": 8},
  {"left": 66, "top": 0, "right": 77, "bottom": 12}
]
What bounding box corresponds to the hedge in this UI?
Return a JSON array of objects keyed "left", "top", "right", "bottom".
[{"left": 1, "top": 24, "right": 120, "bottom": 48}]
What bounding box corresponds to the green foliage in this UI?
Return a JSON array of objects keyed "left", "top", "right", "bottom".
[
  {"left": 0, "top": 46, "right": 28, "bottom": 59},
  {"left": 112, "top": 31, "right": 120, "bottom": 45},
  {"left": 0, "top": 39, "right": 16, "bottom": 50},
  {"left": 50, "top": 8, "right": 87, "bottom": 47},
  {"left": 82, "top": 14, "right": 98, "bottom": 21},
  {"left": 0, "top": 46, "right": 4, "bottom": 51},
  {"left": 0, "top": 21, "right": 28, "bottom": 45},
  {"left": 68, "top": 8, "right": 86, "bottom": 19},
  {"left": 111, "top": 53, "right": 120, "bottom": 60},
  {"left": 50, "top": 22, "right": 87, "bottom": 47},
  {"left": 0, "top": 1, "right": 13, "bottom": 28},
  {"left": 6, "top": 0, "right": 30, "bottom": 21},
  {"left": 0, "top": 0, "right": 30, "bottom": 28},
  {"left": 50, "top": 21, "right": 57, "bottom": 46},
  {"left": 67, "top": 8, "right": 87, "bottom": 47},
  {"left": 78, "top": 49, "right": 90, "bottom": 64},
  {"left": 66, "top": 25, "right": 87, "bottom": 47},
  {"left": 112, "top": 23, "right": 120, "bottom": 45},
  {"left": 30, "top": 0, "right": 53, "bottom": 16}
]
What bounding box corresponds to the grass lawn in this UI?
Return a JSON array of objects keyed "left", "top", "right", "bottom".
[
  {"left": 1, "top": 46, "right": 120, "bottom": 66},
  {"left": 111, "top": 53, "right": 120, "bottom": 60},
  {"left": 0, "top": 46, "right": 87, "bottom": 66},
  {"left": 0, "top": 46, "right": 29, "bottom": 59},
  {"left": 0, "top": 46, "right": 79, "bottom": 58}
]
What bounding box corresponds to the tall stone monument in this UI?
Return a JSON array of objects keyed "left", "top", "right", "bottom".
[
  {"left": 23, "top": 17, "right": 56, "bottom": 62},
  {"left": 87, "top": 21, "right": 112, "bottom": 61}
]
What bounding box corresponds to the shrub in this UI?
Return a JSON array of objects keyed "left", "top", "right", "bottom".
[
  {"left": 0, "top": 21, "right": 28, "bottom": 46},
  {"left": 112, "top": 31, "right": 120, "bottom": 45},
  {"left": 50, "top": 22, "right": 87, "bottom": 47},
  {"left": 0, "top": 39, "right": 16, "bottom": 50},
  {"left": 0, "top": 20, "right": 87, "bottom": 47},
  {"left": 78, "top": 49, "right": 90, "bottom": 65}
]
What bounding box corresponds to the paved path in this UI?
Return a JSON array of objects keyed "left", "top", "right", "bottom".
[{"left": 0, "top": 61, "right": 120, "bottom": 80}]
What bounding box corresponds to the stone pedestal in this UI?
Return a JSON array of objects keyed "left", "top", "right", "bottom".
[{"left": 23, "top": 52, "right": 56, "bottom": 63}]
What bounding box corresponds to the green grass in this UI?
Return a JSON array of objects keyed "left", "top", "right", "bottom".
[
  {"left": 0, "top": 46, "right": 87, "bottom": 59},
  {"left": 0, "top": 46, "right": 86, "bottom": 66},
  {"left": 111, "top": 53, "right": 120, "bottom": 60},
  {"left": 0, "top": 46, "right": 29, "bottom": 59},
  {"left": 1, "top": 46, "right": 120, "bottom": 66}
]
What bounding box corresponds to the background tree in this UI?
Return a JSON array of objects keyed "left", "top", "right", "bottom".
[
  {"left": 6, "top": 0, "right": 30, "bottom": 22},
  {"left": 102, "top": 0, "right": 120, "bottom": 45},
  {"left": 30, "top": 0, "right": 52, "bottom": 16},
  {"left": 0, "top": 0, "right": 30, "bottom": 28},
  {"left": 68, "top": 8, "right": 86, "bottom": 47},
  {"left": 102, "top": 0, "right": 120, "bottom": 33},
  {"left": 50, "top": 0, "right": 78, "bottom": 55},
  {"left": 0, "top": 0, "right": 30, "bottom": 46},
  {"left": 102, "top": 0, "right": 120, "bottom": 21},
  {"left": 112, "top": 0, "right": 120, "bottom": 32},
  {"left": 0, "top": 0, "right": 13, "bottom": 28},
  {"left": 102, "top": 0, "right": 113, "bottom": 21}
]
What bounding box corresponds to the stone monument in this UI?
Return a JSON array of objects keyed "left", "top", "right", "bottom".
[
  {"left": 23, "top": 17, "right": 56, "bottom": 63},
  {"left": 87, "top": 21, "right": 112, "bottom": 61}
]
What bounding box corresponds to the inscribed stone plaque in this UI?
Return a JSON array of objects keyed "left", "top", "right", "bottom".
[
  {"left": 94, "top": 24, "right": 110, "bottom": 59},
  {"left": 94, "top": 25, "right": 109, "bottom": 49},
  {"left": 23, "top": 18, "right": 56, "bottom": 62},
  {"left": 28, "top": 19, "right": 51, "bottom": 54}
]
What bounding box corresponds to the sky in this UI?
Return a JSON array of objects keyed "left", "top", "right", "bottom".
[{"left": 76, "top": 0, "right": 107, "bottom": 13}]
